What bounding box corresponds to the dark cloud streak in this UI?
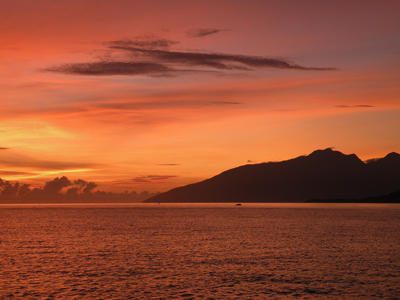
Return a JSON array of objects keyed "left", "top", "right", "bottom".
[
  {"left": 335, "top": 105, "right": 375, "bottom": 108},
  {"left": 45, "top": 61, "right": 173, "bottom": 76},
  {"left": 106, "top": 38, "right": 179, "bottom": 49},
  {"left": 186, "top": 28, "right": 228, "bottom": 38},
  {"left": 110, "top": 45, "right": 336, "bottom": 71},
  {"left": 43, "top": 37, "right": 337, "bottom": 77}
]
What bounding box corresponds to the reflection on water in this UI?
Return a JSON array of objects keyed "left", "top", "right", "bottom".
[{"left": 1, "top": 203, "right": 399, "bottom": 299}]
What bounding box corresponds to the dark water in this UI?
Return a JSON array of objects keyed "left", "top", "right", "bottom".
[{"left": 1, "top": 203, "right": 399, "bottom": 299}]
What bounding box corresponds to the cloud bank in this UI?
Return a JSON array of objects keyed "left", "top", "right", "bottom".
[{"left": 0, "top": 176, "right": 159, "bottom": 203}]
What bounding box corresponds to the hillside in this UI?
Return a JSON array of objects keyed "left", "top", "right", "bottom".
[{"left": 144, "top": 148, "right": 400, "bottom": 203}]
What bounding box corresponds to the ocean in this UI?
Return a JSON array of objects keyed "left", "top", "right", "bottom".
[{"left": 1, "top": 203, "right": 399, "bottom": 299}]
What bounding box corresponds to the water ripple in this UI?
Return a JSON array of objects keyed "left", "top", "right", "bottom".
[{"left": 1, "top": 204, "right": 399, "bottom": 299}]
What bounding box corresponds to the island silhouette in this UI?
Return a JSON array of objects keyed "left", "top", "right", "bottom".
[{"left": 144, "top": 148, "right": 400, "bottom": 203}]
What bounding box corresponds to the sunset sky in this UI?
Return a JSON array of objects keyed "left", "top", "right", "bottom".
[{"left": 1, "top": 0, "right": 399, "bottom": 193}]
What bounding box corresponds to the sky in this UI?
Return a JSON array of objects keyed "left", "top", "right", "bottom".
[{"left": 0, "top": 0, "right": 399, "bottom": 193}]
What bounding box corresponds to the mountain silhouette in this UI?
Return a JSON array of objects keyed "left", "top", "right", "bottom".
[{"left": 144, "top": 148, "right": 400, "bottom": 203}]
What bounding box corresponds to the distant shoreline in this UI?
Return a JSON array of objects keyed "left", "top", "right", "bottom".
[
  {"left": 306, "top": 199, "right": 400, "bottom": 204},
  {"left": 1, "top": 199, "right": 399, "bottom": 205}
]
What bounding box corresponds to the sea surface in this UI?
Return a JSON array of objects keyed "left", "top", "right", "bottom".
[{"left": 1, "top": 203, "right": 399, "bottom": 299}]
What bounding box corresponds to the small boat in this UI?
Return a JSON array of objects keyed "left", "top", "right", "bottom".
[{"left": 235, "top": 203, "right": 242, "bottom": 206}]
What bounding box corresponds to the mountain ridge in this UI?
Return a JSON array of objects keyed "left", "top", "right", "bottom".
[{"left": 144, "top": 148, "right": 400, "bottom": 203}]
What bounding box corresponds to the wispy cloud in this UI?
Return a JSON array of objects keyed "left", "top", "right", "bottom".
[
  {"left": 94, "top": 100, "right": 241, "bottom": 111},
  {"left": 0, "top": 153, "right": 97, "bottom": 171},
  {"left": 132, "top": 175, "right": 177, "bottom": 183},
  {"left": 335, "top": 105, "right": 375, "bottom": 108},
  {"left": 272, "top": 109, "right": 298, "bottom": 112},
  {"left": 186, "top": 28, "right": 228, "bottom": 38},
  {"left": 43, "top": 36, "right": 337, "bottom": 77},
  {"left": 0, "top": 147, "right": 10, "bottom": 150},
  {"left": 209, "top": 101, "right": 241, "bottom": 105},
  {"left": 156, "top": 164, "right": 180, "bottom": 166},
  {"left": 0, "top": 170, "right": 37, "bottom": 176}
]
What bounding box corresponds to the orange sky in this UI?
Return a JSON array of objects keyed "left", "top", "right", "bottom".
[{"left": 0, "top": 0, "right": 399, "bottom": 192}]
